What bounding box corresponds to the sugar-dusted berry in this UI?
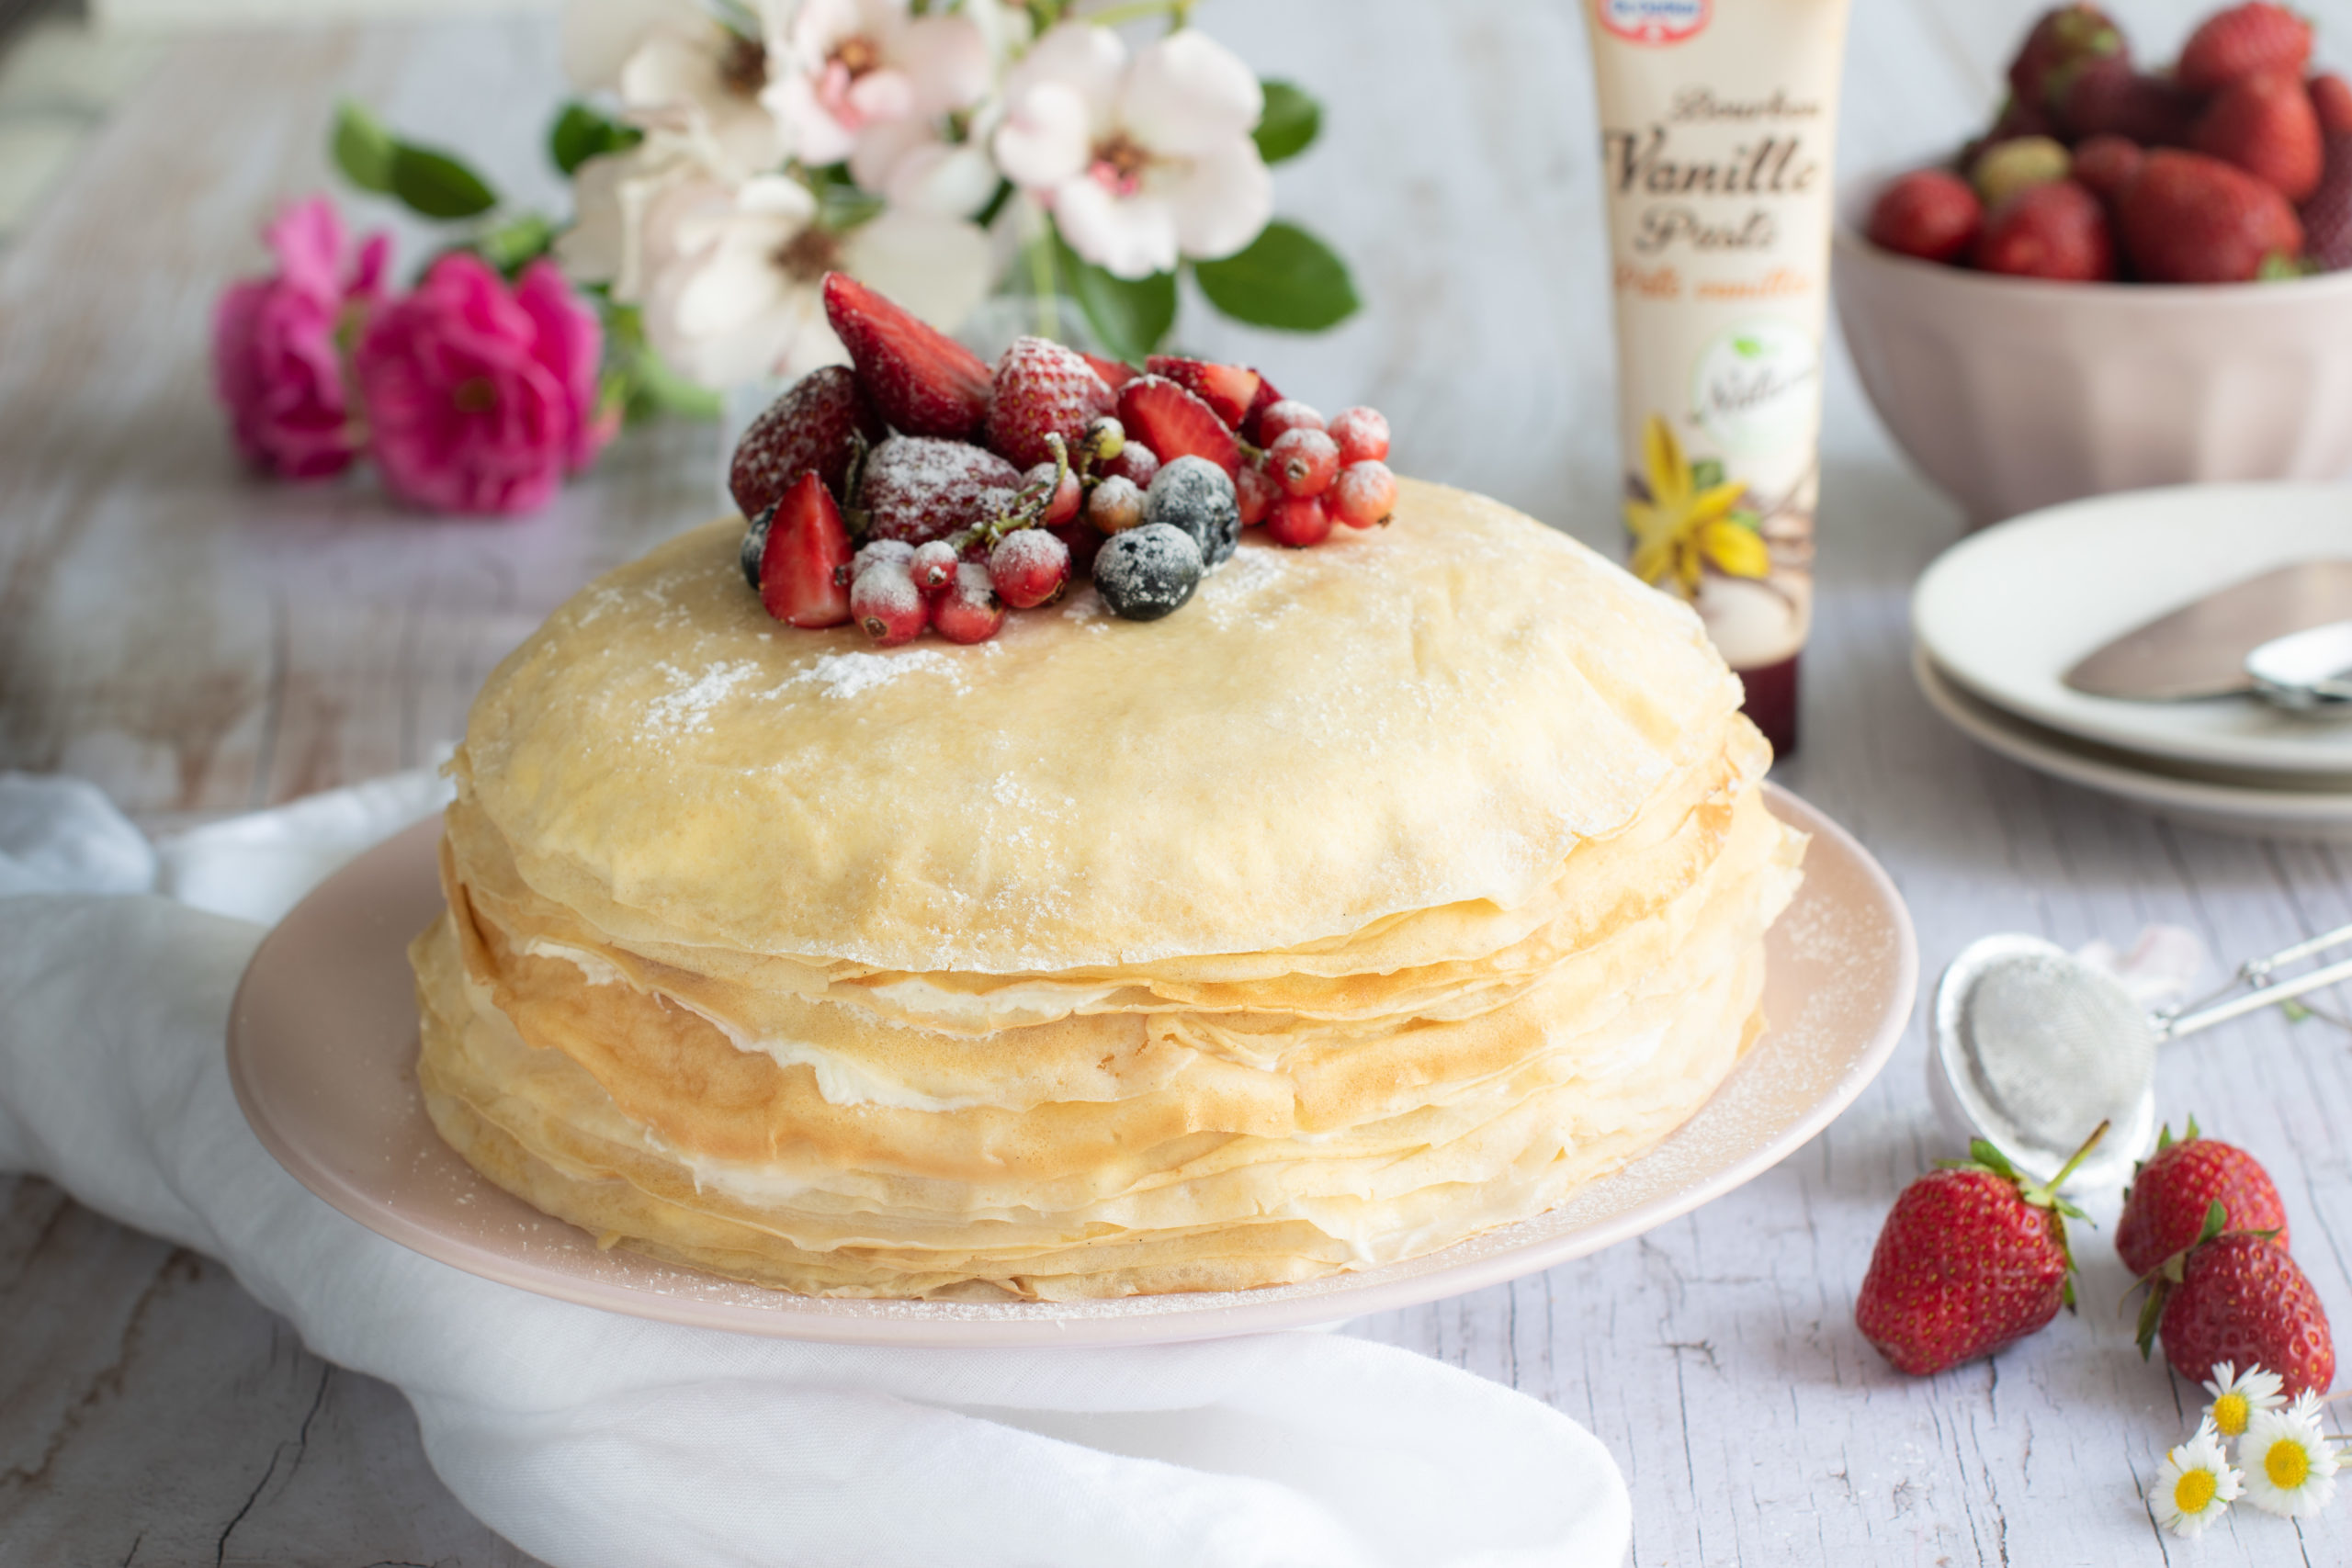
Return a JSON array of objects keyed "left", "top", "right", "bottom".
[
  {"left": 1332, "top": 460, "right": 1397, "bottom": 529},
  {"left": 1255, "top": 400, "right": 1326, "bottom": 446},
  {"left": 1264, "top": 493, "right": 1333, "bottom": 548},
  {"left": 1269, "top": 427, "right": 1341, "bottom": 499},
  {"left": 757, "top": 473, "right": 854, "bottom": 628},
  {"left": 909, "top": 539, "right": 961, "bottom": 593},
  {"left": 1094, "top": 523, "right": 1204, "bottom": 621},
  {"left": 1144, "top": 455, "right": 1241, "bottom": 568},
  {"left": 933, "top": 562, "right": 1006, "bottom": 644},
  {"left": 1101, "top": 442, "right": 1159, "bottom": 489},
  {"left": 1236, "top": 460, "right": 1279, "bottom": 526},
  {"left": 851, "top": 561, "right": 927, "bottom": 646},
  {"left": 1024, "top": 461, "right": 1083, "bottom": 526},
  {"left": 989, "top": 527, "right": 1072, "bottom": 609},
  {"left": 1328, "top": 406, "right": 1390, "bottom": 467},
  {"left": 854, "top": 539, "right": 917, "bottom": 579},
  {"left": 1087, "top": 474, "right": 1145, "bottom": 535}
]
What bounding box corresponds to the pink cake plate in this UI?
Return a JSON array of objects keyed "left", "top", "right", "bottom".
[{"left": 227, "top": 784, "right": 1916, "bottom": 1348}]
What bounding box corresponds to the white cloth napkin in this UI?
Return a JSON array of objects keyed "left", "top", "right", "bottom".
[{"left": 0, "top": 771, "right": 1631, "bottom": 1568}]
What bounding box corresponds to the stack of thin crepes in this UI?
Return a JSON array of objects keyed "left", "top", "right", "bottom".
[{"left": 412, "top": 479, "right": 1805, "bottom": 1300}]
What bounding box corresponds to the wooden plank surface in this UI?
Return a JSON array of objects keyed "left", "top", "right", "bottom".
[{"left": 6, "top": 2, "right": 2352, "bottom": 1563}]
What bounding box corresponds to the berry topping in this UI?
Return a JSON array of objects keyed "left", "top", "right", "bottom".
[
  {"left": 757, "top": 472, "right": 854, "bottom": 629},
  {"left": 1973, "top": 180, "right": 2117, "bottom": 280},
  {"left": 1142, "top": 355, "right": 1262, "bottom": 428},
  {"left": 1024, "top": 461, "right": 1083, "bottom": 526},
  {"left": 1327, "top": 406, "right": 1391, "bottom": 467},
  {"left": 1332, "top": 460, "right": 1397, "bottom": 528},
  {"left": 1115, "top": 375, "right": 1241, "bottom": 478},
  {"left": 729, "top": 365, "right": 884, "bottom": 520},
  {"left": 1100, "top": 441, "right": 1159, "bottom": 489},
  {"left": 1238, "top": 372, "right": 1286, "bottom": 446},
  {"left": 932, "top": 561, "right": 1006, "bottom": 644},
  {"left": 1048, "top": 520, "right": 1103, "bottom": 580},
  {"left": 1080, "top": 352, "right": 1136, "bottom": 391},
  {"left": 908, "top": 539, "right": 961, "bottom": 593},
  {"left": 820, "top": 271, "right": 991, "bottom": 440},
  {"left": 1264, "top": 493, "right": 1334, "bottom": 548},
  {"left": 859, "top": 435, "right": 1023, "bottom": 546},
  {"left": 2191, "top": 69, "right": 2324, "bottom": 203},
  {"left": 2178, "top": 2, "right": 2312, "bottom": 96},
  {"left": 986, "top": 335, "right": 1115, "bottom": 470},
  {"left": 1867, "top": 168, "right": 1984, "bottom": 263},
  {"left": 1143, "top": 455, "right": 1241, "bottom": 568},
  {"left": 1269, "top": 426, "right": 1342, "bottom": 498},
  {"left": 1236, "top": 459, "right": 1279, "bottom": 526},
  {"left": 853, "top": 538, "right": 916, "bottom": 577},
  {"left": 740, "top": 507, "right": 774, "bottom": 591},
  {"left": 2116, "top": 148, "right": 2303, "bottom": 282},
  {"left": 1255, "top": 399, "right": 1327, "bottom": 446},
  {"left": 989, "top": 526, "right": 1073, "bottom": 609},
  {"left": 851, "top": 561, "right": 928, "bottom": 646},
  {"left": 1094, "top": 523, "right": 1204, "bottom": 621},
  {"left": 1086, "top": 473, "right": 1145, "bottom": 535}
]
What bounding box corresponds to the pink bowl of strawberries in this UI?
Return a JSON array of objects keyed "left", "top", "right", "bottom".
[{"left": 1836, "top": 2, "right": 2352, "bottom": 524}]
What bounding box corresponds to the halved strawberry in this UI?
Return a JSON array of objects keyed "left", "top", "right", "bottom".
[
  {"left": 1116, "top": 376, "right": 1240, "bottom": 478},
  {"left": 1080, "top": 352, "right": 1137, "bottom": 391},
  {"left": 758, "top": 471, "right": 854, "bottom": 628},
  {"left": 1239, "top": 371, "right": 1286, "bottom": 446},
  {"left": 820, "top": 272, "right": 990, "bottom": 440},
  {"left": 1144, "top": 355, "right": 1262, "bottom": 428}
]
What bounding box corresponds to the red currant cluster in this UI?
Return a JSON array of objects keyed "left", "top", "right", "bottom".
[{"left": 1242, "top": 402, "right": 1395, "bottom": 547}]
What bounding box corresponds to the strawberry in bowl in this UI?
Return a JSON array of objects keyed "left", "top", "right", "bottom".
[{"left": 1837, "top": 3, "right": 2352, "bottom": 523}]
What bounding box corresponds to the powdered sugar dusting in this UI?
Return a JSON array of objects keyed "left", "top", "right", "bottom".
[
  {"left": 791, "top": 648, "right": 970, "bottom": 700},
  {"left": 642, "top": 660, "right": 759, "bottom": 736}
]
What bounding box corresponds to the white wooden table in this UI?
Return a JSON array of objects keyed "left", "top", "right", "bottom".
[{"left": 6, "top": 3, "right": 2352, "bottom": 1562}]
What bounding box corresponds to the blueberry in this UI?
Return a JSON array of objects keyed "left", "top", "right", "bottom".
[
  {"left": 1095, "top": 523, "right": 1204, "bottom": 621},
  {"left": 741, "top": 503, "right": 776, "bottom": 591},
  {"left": 1143, "top": 456, "right": 1240, "bottom": 569}
]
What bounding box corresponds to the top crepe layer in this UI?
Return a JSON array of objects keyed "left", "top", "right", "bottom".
[{"left": 460, "top": 480, "right": 1746, "bottom": 976}]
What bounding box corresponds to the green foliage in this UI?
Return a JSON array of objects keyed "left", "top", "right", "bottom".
[
  {"left": 331, "top": 98, "right": 498, "bottom": 220},
  {"left": 549, "top": 101, "right": 642, "bottom": 176},
  {"left": 1193, "top": 220, "right": 1358, "bottom": 333},
  {"left": 332, "top": 100, "right": 397, "bottom": 193},
  {"left": 1052, "top": 228, "right": 1177, "bottom": 363},
  {"left": 1253, "top": 80, "right": 1321, "bottom": 164}
]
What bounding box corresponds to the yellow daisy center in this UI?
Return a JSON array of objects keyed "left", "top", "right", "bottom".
[
  {"left": 2175, "top": 1467, "right": 2218, "bottom": 1513},
  {"left": 2266, "top": 1439, "right": 2311, "bottom": 1490},
  {"left": 2212, "top": 1393, "right": 2250, "bottom": 1436}
]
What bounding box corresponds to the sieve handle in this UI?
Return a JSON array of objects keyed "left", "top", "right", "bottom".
[
  {"left": 2243, "top": 919, "right": 2352, "bottom": 980},
  {"left": 2163, "top": 952, "right": 2352, "bottom": 1041}
]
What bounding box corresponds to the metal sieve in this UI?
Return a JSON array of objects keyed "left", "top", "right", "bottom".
[{"left": 1928, "top": 921, "right": 2352, "bottom": 1190}]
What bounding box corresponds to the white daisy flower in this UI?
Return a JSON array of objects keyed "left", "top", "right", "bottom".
[
  {"left": 2152, "top": 1418, "right": 2244, "bottom": 1538},
  {"left": 2241, "top": 1394, "right": 2342, "bottom": 1517},
  {"left": 2202, "top": 1361, "right": 2288, "bottom": 1440}
]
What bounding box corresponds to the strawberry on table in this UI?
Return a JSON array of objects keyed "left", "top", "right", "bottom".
[
  {"left": 1142, "top": 355, "right": 1262, "bottom": 428},
  {"left": 729, "top": 365, "right": 884, "bottom": 520},
  {"left": 1867, "top": 169, "right": 1984, "bottom": 263},
  {"left": 1115, "top": 375, "right": 1240, "bottom": 478},
  {"left": 986, "top": 336, "right": 1114, "bottom": 471},
  {"left": 755, "top": 472, "right": 854, "bottom": 629},
  {"left": 2117, "top": 1119, "right": 2291, "bottom": 1279},
  {"left": 2116, "top": 148, "right": 2303, "bottom": 282},
  {"left": 1855, "top": 1130, "right": 2105, "bottom": 1377},
  {"left": 1973, "top": 180, "right": 2117, "bottom": 280},
  {"left": 820, "top": 271, "right": 992, "bottom": 440},
  {"left": 2192, "top": 70, "right": 2324, "bottom": 204},
  {"left": 2178, "top": 1, "right": 2314, "bottom": 97},
  {"left": 2139, "top": 1204, "right": 2335, "bottom": 1397}
]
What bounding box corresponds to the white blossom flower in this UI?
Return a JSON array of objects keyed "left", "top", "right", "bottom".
[
  {"left": 2202, "top": 1361, "right": 2288, "bottom": 1441},
  {"left": 990, "top": 22, "right": 1272, "bottom": 279},
  {"left": 561, "top": 0, "right": 794, "bottom": 176},
  {"left": 765, "top": 0, "right": 991, "bottom": 170},
  {"left": 636, "top": 174, "right": 992, "bottom": 389},
  {"left": 556, "top": 132, "right": 728, "bottom": 301},
  {"left": 2241, "top": 1393, "right": 2342, "bottom": 1517},
  {"left": 2152, "top": 1418, "right": 2244, "bottom": 1539}
]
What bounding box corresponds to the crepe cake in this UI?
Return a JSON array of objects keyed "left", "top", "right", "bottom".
[{"left": 410, "top": 478, "right": 1806, "bottom": 1300}]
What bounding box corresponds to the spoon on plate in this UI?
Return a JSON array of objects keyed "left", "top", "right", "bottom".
[
  {"left": 1928, "top": 922, "right": 2352, "bottom": 1190},
  {"left": 2248, "top": 620, "right": 2352, "bottom": 714}
]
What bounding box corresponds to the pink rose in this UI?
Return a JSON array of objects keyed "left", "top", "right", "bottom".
[
  {"left": 211, "top": 197, "right": 388, "bottom": 479},
  {"left": 354, "top": 254, "right": 613, "bottom": 516}
]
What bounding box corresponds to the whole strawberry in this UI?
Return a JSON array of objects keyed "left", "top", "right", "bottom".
[
  {"left": 2302, "top": 130, "right": 2352, "bottom": 270},
  {"left": 2140, "top": 1205, "right": 2335, "bottom": 1396},
  {"left": 1855, "top": 1133, "right": 2102, "bottom": 1377},
  {"left": 858, "top": 435, "right": 1022, "bottom": 547},
  {"left": 2055, "top": 57, "right": 2196, "bottom": 147},
  {"left": 1973, "top": 180, "right": 2117, "bottom": 280},
  {"left": 729, "top": 365, "right": 885, "bottom": 521},
  {"left": 1869, "top": 169, "right": 1984, "bottom": 262},
  {"left": 2312, "top": 72, "right": 2352, "bottom": 137},
  {"left": 2117, "top": 1119, "right": 2291, "bottom": 1279},
  {"left": 2192, "top": 70, "right": 2324, "bottom": 204},
  {"left": 2178, "top": 2, "right": 2313, "bottom": 97},
  {"left": 2116, "top": 149, "right": 2303, "bottom": 282},
  {"left": 2070, "top": 134, "right": 2145, "bottom": 206},
  {"left": 986, "top": 336, "right": 1113, "bottom": 471},
  {"left": 2007, "top": 4, "right": 2126, "bottom": 113}
]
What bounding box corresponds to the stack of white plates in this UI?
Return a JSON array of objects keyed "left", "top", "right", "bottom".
[{"left": 1912, "top": 483, "right": 2352, "bottom": 841}]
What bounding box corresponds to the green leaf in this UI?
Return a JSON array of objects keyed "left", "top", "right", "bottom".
[
  {"left": 1193, "top": 220, "right": 1359, "bottom": 333},
  {"left": 475, "top": 212, "right": 558, "bottom": 277},
  {"left": 390, "top": 145, "right": 498, "bottom": 220},
  {"left": 1051, "top": 227, "right": 1177, "bottom": 363},
  {"left": 332, "top": 100, "right": 397, "bottom": 194},
  {"left": 549, "top": 100, "right": 640, "bottom": 176},
  {"left": 1690, "top": 457, "right": 1725, "bottom": 491},
  {"left": 1253, "top": 80, "right": 1320, "bottom": 164}
]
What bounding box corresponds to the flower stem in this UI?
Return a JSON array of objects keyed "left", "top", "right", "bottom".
[
  {"left": 1083, "top": 0, "right": 1189, "bottom": 28},
  {"left": 1025, "top": 205, "right": 1060, "bottom": 341}
]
